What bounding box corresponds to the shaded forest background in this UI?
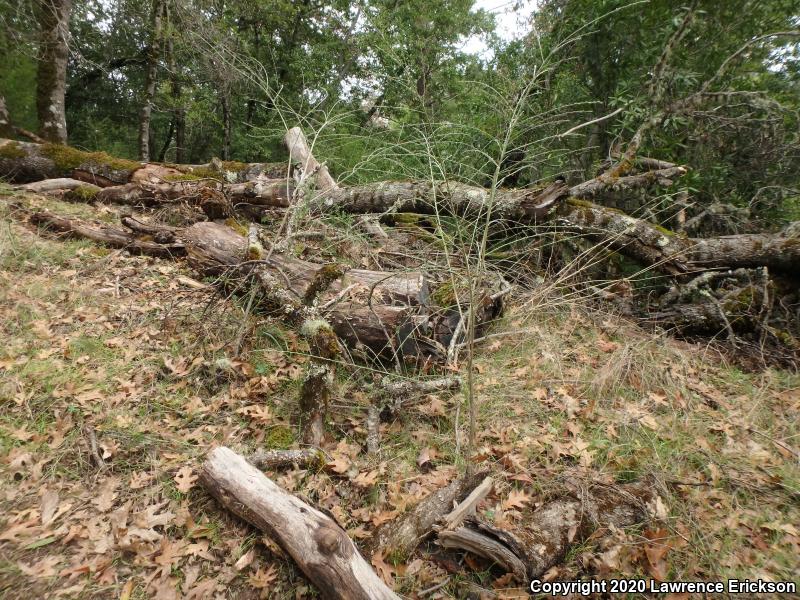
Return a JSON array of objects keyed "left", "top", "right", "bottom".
[{"left": 2, "top": 0, "right": 799, "bottom": 229}]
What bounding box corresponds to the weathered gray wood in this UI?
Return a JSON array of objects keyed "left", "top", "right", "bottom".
[
  {"left": 363, "top": 472, "right": 487, "bottom": 559},
  {"left": 441, "top": 476, "right": 493, "bottom": 530},
  {"left": 438, "top": 484, "right": 653, "bottom": 581},
  {"left": 284, "top": 126, "right": 340, "bottom": 193},
  {"left": 201, "top": 446, "right": 399, "bottom": 600}
]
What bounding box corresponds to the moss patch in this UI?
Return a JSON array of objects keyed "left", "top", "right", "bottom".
[
  {"left": 163, "top": 173, "right": 204, "bottom": 182},
  {"left": 0, "top": 141, "right": 26, "bottom": 159},
  {"left": 265, "top": 425, "right": 295, "bottom": 450},
  {"left": 69, "top": 185, "right": 99, "bottom": 201},
  {"left": 41, "top": 144, "right": 140, "bottom": 172}
]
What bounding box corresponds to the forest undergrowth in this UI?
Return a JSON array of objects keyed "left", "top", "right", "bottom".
[{"left": 0, "top": 186, "right": 798, "bottom": 599}]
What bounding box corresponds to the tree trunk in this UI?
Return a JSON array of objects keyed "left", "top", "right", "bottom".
[
  {"left": 221, "top": 92, "right": 232, "bottom": 161},
  {"left": 34, "top": 0, "right": 72, "bottom": 144},
  {"left": 5, "top": 139, "right": 798, "bottom": 276},
  {"left": 0, "top": 95, "right": 12, "bottom": 138},
  {"left": 201, "top": 446, "right": 400, "bottom": 600},
  {"left": 138, "top": 0, "right": 164, "bottom": 162},
  {"left": 559, "top": 199, "right": 800, "bottom": 275}
]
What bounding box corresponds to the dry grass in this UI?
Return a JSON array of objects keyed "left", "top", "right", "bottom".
[{"left": 0, "top": 188, "right": 798, "bottom": 598}]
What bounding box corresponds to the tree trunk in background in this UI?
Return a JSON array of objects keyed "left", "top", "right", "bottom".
[
  {"left": 34, "top": 0, "right": 72, "bottom": 144},
  {"left": 138, "top": 0, "right": 164, "bottom": 162},
  {"left": 221, "top": 92, "right": 231, "bottom": 161},
  {"left": 0, "top": 95, "right": 12, "bottom": 138},
  {"left": 165, "top": 11, "right": 186, "bottom": 164}
]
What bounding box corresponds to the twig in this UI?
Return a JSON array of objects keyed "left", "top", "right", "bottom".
[{"left": 84, "top": 425, "right": 106, "bottom": 471}]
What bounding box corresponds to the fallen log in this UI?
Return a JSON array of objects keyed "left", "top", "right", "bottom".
[
  {"left": 30, "top": 211, "right": 185, "bottom": 258},
  {"left": 249, "top": 447, "right": 324, "bottom": 470},
  {"left": 21, "top": 209, "right": 501, "bottom": 359},
  {"left": 15, "top": 178, "right": 99, "bottom": 194},
  {"left": 0, "top": 138, "right": 289, "bottom": 186},
  {"left": 558, "top": 199, "right": 800, "bottom": 275},
  {"left": 363, "top": 471, "right": 488, "bottom": 560},
  {"left": 201, "top": 446, "right": 400, "bottom": 600},
  {"left": 438, "top": 483, "right": 653, "bottom": 581}
]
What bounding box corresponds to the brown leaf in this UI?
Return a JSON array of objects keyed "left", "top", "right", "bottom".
[
  {"left": 174, "top": 466, "right": 197, "bottom": 494},
  {"left": 643, "top": 528, "right": 671, "bottom": 581},
  {"left": 234, "top": 548, "right": 255, "bottom": 571},
  {"left": 93, "top": 477, "right": 120, "bottom": 512},
  {"left": 502, "top": 489, "right": 531, "bottom": 511},
  {"left": 249, "top": 564, "right": 278, "bottom": 589},
  {"left": 371, "top": 551, "right": 395, "bottom": 586},
  {"left": 596, "top": 339, "right": 619, "bottom": 353},
  {"left": 40, "top": 488, "right": 59, "bottom": 526},
  {"left": 17, "top": 555, "right": 61, "bottom": 578}
]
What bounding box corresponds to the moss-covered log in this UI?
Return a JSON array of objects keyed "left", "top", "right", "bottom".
[
  {"left": 0, "top": 138, "right": 288, "bottom": 186},
  {"left": 559, "top": 199, "right": 800, "bottom": 275}
]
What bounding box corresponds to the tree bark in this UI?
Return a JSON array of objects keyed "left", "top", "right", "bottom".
[
  {"left": 559, "top": 199, "right": 800, "bottom": 275},
  {"left": 138, "top": 0, "right": 165, "bottom": 162},
  {"left": 438, "top": 483, "right": 653, "bottom": 581},
  {"left": 285, "top": 127, "right": 339, "bottom": 193},
  {"left": 30, "top": 211, "right": 185, "bottom": 257},
  {"left": 363, "top": 472, "right": 487, "bottom": 559},
  {"left": 201, "top": 446, "right": 400, "bottom": 600},
  {"left": 5, "top": 139, "right": 797, "bottom": 276},
  {"left": 34, "top": 0, "right": 72, "bottom": 144},
  {"left": 221, "top": 92, "right": 232, "bottom": 161},
  {"left": 0, "top": 95, "right": 13, "bottom": 138}
]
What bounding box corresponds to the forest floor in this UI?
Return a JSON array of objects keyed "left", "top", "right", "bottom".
[{"left": 0, "top": 186, "right": 798, "bottom": 599}]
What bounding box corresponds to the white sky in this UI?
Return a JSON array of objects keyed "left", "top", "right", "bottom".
[{"left": 461, "top": 0, "right": 539, "bottom": 58}]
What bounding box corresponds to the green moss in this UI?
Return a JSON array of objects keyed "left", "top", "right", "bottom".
[
  {"left": 185, "top": 166, "right": 224, "bottom": 181},
  {"left": 303, "top": 264, "right": 346, "bottom": 305},
  {"left": 220, "top": 160, "right": 248, "bottom": 173},
  {"left": 265, "top": 425, "right": 295, "bottom": 450},
  {"left": 70, "top": 185, "right": 99, "bottom": 201},
  {"left": 41, "top": 144, "right": 139, "bottom": 172},
  {"left": 0, "top": 141, "right": 25, "bottom": 159},
  {"left": 431, "top": 281, "right": 457, "bottom": 307},
  {"left": 224, "top": 218, "right": 249, "bottom": 237},
  {"left": 723, "top": 288, "right": 755, "bottom": 313},
  {"left": 163, "top": 173, "right": 204, "bottom": 182},
  {"left": 565, "top": 197, "right": 596, "bottom": 209},
  {"left": 652, "top": 223, "right": 676, "bottom": 237},
  {"left": 393, "top": 213, "right": 423, "bottom": 225}
]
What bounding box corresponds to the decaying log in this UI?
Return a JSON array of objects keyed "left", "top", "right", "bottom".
[
  {"left": 380, "top": 376, "right": 463, "bottom": 417},
  {"left": 15, "top": 178, "right": 99, "bottom": 194},
  {"left": 0, "top": 138, "right": 143, "bottom": 185},
  {"left": 249, "top": 447, "right": 323, "bottom": 470},
  {"left": 0, "top": 138, "right": 288, "bottom": 187},
  {"left": 179, "top": 221, "right": 500, "bottom": 358},
  {"left": 318, "top": 180, "right": 568, "bottom": 223},
  {"left": 559, "top": 199, "right": 800, "bottom": 275},
  {"left": 201, "top": 446, "right": 399, "bottom": 600},
  {"left": 438, "top": 483, "right": 653, "bottom": 581},
  {"left": 363, "top": 471, "right": 487, "bottom": 559},
  {"left": 440, "top": 476, "right": 493, "bottom": 530},
  {"left": 284, "top": 126, "right": 339, "bottom": 193},
  {"left": 30, "top": 211, "right": 185, "bottom": 257},
  {"left": 95, "top": 179, "right": 293, "bottom": 214}
]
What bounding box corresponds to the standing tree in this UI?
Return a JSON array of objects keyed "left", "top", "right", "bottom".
[
  {"left": 34, "top": 0, "right": 72, "bottom": 143},
  {"left": 138, "top": 0, "right": 165, "bottom": 161}
]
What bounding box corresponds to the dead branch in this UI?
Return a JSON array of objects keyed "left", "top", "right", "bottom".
[{"left": 201, "top": 446, "right": 399, "bottom": 599}]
